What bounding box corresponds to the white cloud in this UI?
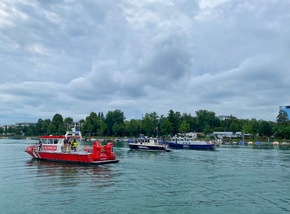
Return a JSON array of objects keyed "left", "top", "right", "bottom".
[{"left": 198, "top": 0, "right": 229, "bottom": 9}]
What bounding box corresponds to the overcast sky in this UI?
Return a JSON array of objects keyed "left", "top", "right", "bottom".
[{"left": 1, "top": 0, "right": 289, "bottom": 124}]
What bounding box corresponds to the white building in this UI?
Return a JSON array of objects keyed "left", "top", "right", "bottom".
[
  {"left": 213, "top": 131, "right": 243, "bottom": 139},
  {"left": 218, "top": 115, "right": 231, "bottom": 121}
]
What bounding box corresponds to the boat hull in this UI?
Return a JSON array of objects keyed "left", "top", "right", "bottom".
[
  {"left": 167, "top": 142, "right": 216, "bottom": 150},
  {"left": 26, "top": 151, "right": 119, "bottom": 165},
  {"left": 90, "top": 159, "right": 120, "bottom": 165},
  {"left": 25, "top": 130, "right": 119, "bottom": 165},
  {"left": 128, "top": 144, "right": 170, "bottom": 152},
  {"left": 25, "top": 146, "right": 119, "bottom": 165}
]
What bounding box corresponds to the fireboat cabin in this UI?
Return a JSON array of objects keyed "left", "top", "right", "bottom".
[{"left": 25, "top": 129, "right": 119, "bottom": 165}]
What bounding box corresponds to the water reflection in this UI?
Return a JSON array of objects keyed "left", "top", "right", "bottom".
[
  {"left": 25, "top": 159, "right": 116, "bottom": 189},
  {"left": 126, "top": 149, "right": 170, "bottom": 159},
  {"left": 222, "top": 144, "right": 290, "bottom": 150}
]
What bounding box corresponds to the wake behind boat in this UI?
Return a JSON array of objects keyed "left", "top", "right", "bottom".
[
  {"left": 167, "top": 135, "right": 217, "bottom": 150},
  {"left": 128, "top": 135, "right": 170, "bottom": 152},
  {"left": 25, "top": 128, "right": 119, "bottom": 165}
]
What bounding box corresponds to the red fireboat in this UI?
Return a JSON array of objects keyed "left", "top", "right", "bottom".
[{"left": 25, "top": 128, "right": 119, "bottom": 165}]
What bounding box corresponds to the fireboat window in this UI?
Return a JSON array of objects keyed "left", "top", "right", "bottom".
[
  {"left": 41, "top": 139, "right": 56, "bottom": 144},
  {"left": 42, "top": 139, "right": 48, "bottom": 144}
]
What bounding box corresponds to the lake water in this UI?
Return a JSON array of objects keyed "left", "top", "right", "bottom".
[{"left": 0, "top": 139, "right": 290, "bottom": 214}]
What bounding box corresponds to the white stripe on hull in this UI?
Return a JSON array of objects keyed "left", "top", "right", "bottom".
[{"left": 33, "top": 151, "right": 40, "bottom": 159}]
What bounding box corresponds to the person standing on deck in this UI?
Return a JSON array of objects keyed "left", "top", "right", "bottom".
[
  {"left": 67, "top": 139, "right": 72, "bottom": 152},
  {"left": 38, "top": 140, "right": 42, "bottom": 151},
  {"left": 64, "top": 138, "right": 68, "bottom": 152},
  {"left": 72, "top": 139, "right": 78, "bottom": 151}
]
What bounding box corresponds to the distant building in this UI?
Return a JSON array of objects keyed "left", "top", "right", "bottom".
[
  {"left": 213, "top": 131, "right": 243, "bottom": 139},
  {"left": 218, "top": 115, "right": 231, "bottom": 120},
  {"left": 0, "top": 124, "right": 14, "bottom": 131},
  {"left": 213, "top": 132, "right": 233, "bottom": 138},
  {"left": 176, "top": 132, "right": 199, "bottom": 139},
  {"left": 279, "top": 106, "right": 290, "bottom": 119},
  {"left": 1, "top": 122, "right": 36, "bottom": 131},
  {"left": 15, "top": 122, "right": 36, "bottom": 126}
]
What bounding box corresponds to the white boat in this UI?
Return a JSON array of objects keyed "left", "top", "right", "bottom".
[{"left": 128, "top": 135, "right": 170, "bottom": 152}]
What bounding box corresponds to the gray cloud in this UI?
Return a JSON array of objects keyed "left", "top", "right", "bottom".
[{"left": 0, "top": 0, "right": 289, "bottom": 124}]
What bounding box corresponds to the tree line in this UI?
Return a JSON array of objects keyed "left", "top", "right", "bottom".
[{"left": 1, "top": 109, "right": 290, "bottom": 139}]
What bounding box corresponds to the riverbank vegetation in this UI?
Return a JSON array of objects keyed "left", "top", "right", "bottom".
[{"left": 1, "top": 109, "right": 290, "bottom": 141}]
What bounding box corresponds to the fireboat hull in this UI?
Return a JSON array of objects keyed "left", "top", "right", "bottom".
[
  {"left": 26, "top": 150, "right": 119, "bottom": 165},
  {"left": 25, "top": 128, "right": 119, "bottom": 165}
]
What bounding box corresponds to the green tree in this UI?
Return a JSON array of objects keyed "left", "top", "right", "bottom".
[
  {"left": 167, "top": 110, "right": 182, "bottom": 134},
  {"left": 98, "top": 120, "right": 108, "bottom": 136},
  {"left": 42, "top": 119, "right": 52, "bottom": 135},
  {"left": 25, "top": 126, "right": 35, "bottom": 136},
  {"left": 105, "top": 109, "right": 126, "bottom": 135},
  {"left": 179, "top": 121, "right": 190, "bottom": 133},
  {"left": 7, "top": 126, "right": 16, "bottom": 135},
  {"left": 82, "top": 112, "right": 100, "bottom": 136},
  {"left": 203, "top": 124, "right": 213, "bottom": 136},
  {"left": 195, "top": 109, "right": 220, "bottom": 132},
  {"left": 229, "top": 118, "right": 241, "bottom": 134},
  {"left": 160, "top": 118, "right": 173, "bottom": 136},
  {"left": 15, "top": 125, "right": 23, "bottom": 136},
  {"left": 64, "top": 117, "right": 74, "bottom": 130},
  {"left": 275, "top": 126, "right": 290, "bottom": 139},
  {"left": 105, "top": 110, "right": 125, "bottom": 136},
  {"left": 250, "top": 119, "right": 260, "bottom": 136},
  {"left": 258, "top": 120, "right": 274, "bottom": 137},
  {"left": 126, "top": 119, "right": 140, "bottom": 137},
  {"left": 276, "top": 110, "right": 289, "bottom": 124},
  {"left": 112, "top": 122, "right": 124, "bottom": 136},
  {"left": 0, "top": 127, "right": 4, "bottom": 135},
  {"left": 35, "top": 119, "right": 43, "bottom": 135},
  {"left": 98, "top": 112, "right": 105, "bottom": 120},
  {"left": 141, "top": 112, "right": 159, "bottom": 136},
  {"left": 242, "top": 120, "right": 253, "bottom": 136},
  {"left": 181, "top": 113, "right": 197, "bottom": 132},
  {"left": 51, "top": 114, "right": 65, "bottom": 135}
]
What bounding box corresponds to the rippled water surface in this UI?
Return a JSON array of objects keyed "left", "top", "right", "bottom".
[{"left": 0, "top": 140, "right": 290, "bottom": 214}]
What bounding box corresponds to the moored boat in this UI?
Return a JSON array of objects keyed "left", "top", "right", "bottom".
[
  {"left": 25, "top": 129, "right": 119, "bottom": 165},
  {"left": 167, "top": 135, "right": 217, "bottom": 150},
  {"left": 128, "top": 135, "right": 170, "bottom": 152}
]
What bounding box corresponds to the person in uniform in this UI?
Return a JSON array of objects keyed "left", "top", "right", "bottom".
[{"left": 72, "top": 139, "right": 78, "bottom": 151}]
